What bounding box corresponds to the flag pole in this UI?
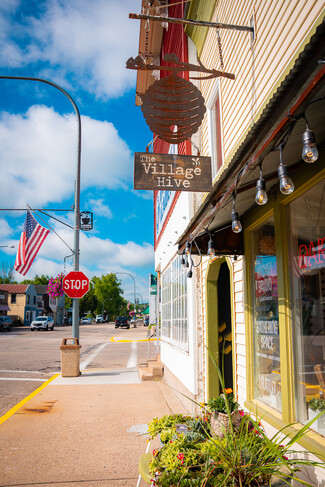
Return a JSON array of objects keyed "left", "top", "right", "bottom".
[{"left": 0, "top": 75, "right": 81, "bottom": 340}]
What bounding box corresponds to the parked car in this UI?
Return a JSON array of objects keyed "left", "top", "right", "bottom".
[
  {"left": 115, "top": 316, "right": 130, "bottom": 329},
  {"left": 80, "top": 317, "right": 92, "bottom": 324},
  {"left": 0, "top": 316, "right": 13, "bottom": 332},
  {"left": 95, "top": 315, "right": 105, "bottom": 324},
  {"left": 30, "top": 316, "right": 54, "bottom": 331}
]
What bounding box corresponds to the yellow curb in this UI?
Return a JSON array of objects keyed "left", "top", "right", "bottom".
[
  {"left": 110, "top": 337, "right": 157, "bottom": 343},
  {"left": 0, "top": 373, "right": 60, "bottom": 426}
]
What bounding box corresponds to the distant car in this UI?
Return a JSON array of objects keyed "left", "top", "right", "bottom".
[
  {"left": 0, "top": 316, "right": 13, "bottom": 332},
  {"left": 31, "top": 316, "right": 54, "bottom": 331},
  {"left": 144, "top": 316, "right": 149, "bottom": 327},
  {"left": 115, "top": 316, "right": 130, "bottom": 329},
  {"left": 95, "top": 315, "right": 105, "bottom": 324},
  {"left": 80, "top": 317, "right": 92, "bottom": 324}
]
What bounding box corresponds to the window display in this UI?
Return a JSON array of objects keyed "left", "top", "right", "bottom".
[
  {"left": 289, "top": 179, "right": 325, "bottom": 435},
  {"left": 252, "top": 218, "right": 281, "bottom": 411}
]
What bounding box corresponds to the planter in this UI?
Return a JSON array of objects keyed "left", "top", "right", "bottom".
[
  {"left": 210, "top": 409, "right": 241, "bottom": 437},
  {"left": 308, "top": 408, "right": 325, "bottom": 433}
]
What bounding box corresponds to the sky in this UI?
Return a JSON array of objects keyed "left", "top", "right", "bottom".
[{"left": 0, "top": 0, "right": 155, "bottom": 303}]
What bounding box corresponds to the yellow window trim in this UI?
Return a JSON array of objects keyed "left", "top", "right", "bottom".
[{"left": 245, "top": 400, "right": 325, "bottom": 462}]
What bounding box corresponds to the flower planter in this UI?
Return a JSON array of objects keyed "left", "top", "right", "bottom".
[
  {"left": 308, "top": 408, "right": 325, "bottom": 433},
  {"left": 210, "top": 409, "right": 241, "bottom": 437}
]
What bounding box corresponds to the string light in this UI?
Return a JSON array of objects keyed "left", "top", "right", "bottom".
[
  {"left": 207, "top": 233, "right": 215, "bottom": 257},
  {"left": 278, "top": 144, "right": 294, "bottom": 195},
  {"left": 302, "top": 115, "right": 318, "bottom": 163},
  {"left": 255, "top": 163, "right": 268, "bottom": 205},
  {"left": 231, "top": 191, "right": 242, "bottom": 233}
]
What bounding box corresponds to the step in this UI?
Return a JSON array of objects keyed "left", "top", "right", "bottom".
[{"left": 138, "top": 364, "right": 164, "bottom": 381}]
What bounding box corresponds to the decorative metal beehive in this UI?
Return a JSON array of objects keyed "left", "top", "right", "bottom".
[{"left": 140, "top": 74, "right": 206, "bottom": 144}]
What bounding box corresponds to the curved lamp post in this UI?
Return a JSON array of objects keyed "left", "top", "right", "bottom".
[
  {"left": 0, "top": 75, "right": 81, "bottom": 339},
  {"left": 115, "top": 272, "right": 136, "bottom": 316}
]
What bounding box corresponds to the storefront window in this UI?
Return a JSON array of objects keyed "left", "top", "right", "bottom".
[
  {"left": 161, "top": 255, "right": 188, "bottom": 350},
  {"left": 252, "top": 218, "right": 281, "bottom": 411},
  {"left": 289, "top": 180, "right": 325, "bottom": 435}
]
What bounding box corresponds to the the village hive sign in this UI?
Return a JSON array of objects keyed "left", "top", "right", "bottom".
[{"left": 134, "top": 152, "right": 212, "bottom": 192}]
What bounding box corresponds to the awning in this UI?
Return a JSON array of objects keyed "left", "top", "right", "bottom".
[
  {"left": 0, "top": 304, "right": 10, "bottom": 311},
  {"left": 178, "top": 20, "right": 325, "bottom": 254}
]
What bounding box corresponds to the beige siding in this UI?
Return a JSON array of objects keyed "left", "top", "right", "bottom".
[{"left": 199, "top": 0, "right": 324, "bottom": 170}]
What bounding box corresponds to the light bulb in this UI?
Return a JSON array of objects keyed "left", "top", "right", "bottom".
[
  {"left": 184, "top": 240, "right": 191, "bottom": 255},
  {"left": 278, "top": 164, "right": 294, "bottom": 195},
  {"left": 302, "top": 129, "right": 318, "bottom": 163},
  {"left": 187, "top": 267, "right": 193, "bottom": 278},
  {"left": 207, "top": 236, "right": 215, "bottom": 257},
  {"left": 231, "top": 209, "right": 242, "bottom": 233},
  {"left": 255, "top": 178, "right": 268, "bottom": 205}
]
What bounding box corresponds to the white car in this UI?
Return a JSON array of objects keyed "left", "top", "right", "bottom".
[
  {"left": 31, "top": 316, "right": 55, "bottom": 331},
  {"left": 80, "top": 317, "right": 92, "bottom": 324}
]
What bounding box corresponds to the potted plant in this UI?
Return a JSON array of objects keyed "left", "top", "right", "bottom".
[
  {"left": 205, "top": 389, "right": 241, "bottom": 437},
  {"left": 308, "top": 397, "right": 325, "bottom": 431},
  {"left": 147, "top": 406, "right": 325, "bottom": 486}
]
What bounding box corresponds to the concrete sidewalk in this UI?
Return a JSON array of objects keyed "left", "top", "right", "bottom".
[{"left": 0, "top": 328, "right": 188, "bottom": 487}]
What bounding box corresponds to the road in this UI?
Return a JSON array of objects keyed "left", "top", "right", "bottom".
[{"left": 0, "top": 322, "right": 154, "bottom": 417}]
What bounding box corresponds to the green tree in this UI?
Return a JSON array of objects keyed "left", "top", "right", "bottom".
[
  {"left": 0, "top": 261, "right": 16, "bottom": 284},
  {"left": 21, "top": 274, "right": 50, "bottom": 285},
  {"left": 79, "top": 283, "right": 98, "bottom": 316},
  {"left": 92, "top": 273, "right": 125, "bottom": 319}
]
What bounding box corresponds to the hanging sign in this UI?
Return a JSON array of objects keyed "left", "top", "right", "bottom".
[{"left": 134, "top": 152, "right": 212, "bottom": 192}]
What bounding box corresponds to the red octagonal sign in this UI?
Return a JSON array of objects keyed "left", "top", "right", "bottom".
[{"left": 63, "top": 271, "right": 89, "bottom": 299}]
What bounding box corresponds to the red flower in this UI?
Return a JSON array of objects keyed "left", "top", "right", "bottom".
[{"left": 177, "top": 453, "right": 184, "bottom": 465}]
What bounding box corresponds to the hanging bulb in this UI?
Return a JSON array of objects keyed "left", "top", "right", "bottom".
[
  {"left": 184, "top": 240, "right": 191, "bottom": 255},
  {"left": 302, "top": 129, "right": 318, "bottom": 163},
  {"left": 278, "top": 164, "right": 294, "bottom": 195},
  {"left": 207, "top": 235, "right": 215, "bottom": 257},
  {"left": 255, "top": 178, "right": 268, "bottom": 205},
  {"left": 231, "top": 209, "right": 242, "bottom": 233},
  {"left": 187, "top": 267, "right": 193, "bottom": 278}
]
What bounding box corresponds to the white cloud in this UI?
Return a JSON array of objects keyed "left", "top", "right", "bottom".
[
  {"left": 10, "top": 224, "right": 153, "bottom": 300},
  {"left": 0, "top": 105, "right": 132, "bottom": 208},
  {"left": 87, "top": 199, "right": 112, "bottom": 219},
  {"left": 0, "top": 0, "right": 140, "bottom": 99},
  {"left": 0, "top": 218, "right": 13, "bottom": 238}
]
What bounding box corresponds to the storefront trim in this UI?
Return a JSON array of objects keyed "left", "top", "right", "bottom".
[{"left": 205, "top": 256, "right": 235, "bottom": 400}]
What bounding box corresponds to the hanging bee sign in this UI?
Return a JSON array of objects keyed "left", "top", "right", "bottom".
[{"left": 134, "top": 152, "right": 212, "bottom": 192}]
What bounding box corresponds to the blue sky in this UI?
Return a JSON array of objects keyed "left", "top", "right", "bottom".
[{"left": 0, "top": 0, "right": 154, "bottom": 302}]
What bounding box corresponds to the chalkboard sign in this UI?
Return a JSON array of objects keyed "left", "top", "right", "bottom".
[{"left": 134, "top": 152, "right": 212, "bottom": 192}]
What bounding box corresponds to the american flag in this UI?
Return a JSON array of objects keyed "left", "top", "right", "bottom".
[{"left": 14, "top": 210, "right": 50, "bottom": 276}]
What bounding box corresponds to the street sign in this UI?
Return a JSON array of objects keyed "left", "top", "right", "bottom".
[
  {"left": 63, "top": 271, "right": 89, "bottom": 299},
  {"left": 134, "top": 152, "right": 212, "bottom": 192}
]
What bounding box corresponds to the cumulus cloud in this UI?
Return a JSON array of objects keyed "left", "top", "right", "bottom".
[
  {"left": 0, "top": 105, "right": 132, "bottom": 208},
  {"left": 87, "top": 199, "right": 112, "bottom": 219},
  {"left": 10, "top": 221, "right": 154, "bottom": 300},
  {"left": 0, "top": 218, "right": 13, "bottom": 238},
  {"left": 0, "top": 0, "right": 140, "bottom": 99}
]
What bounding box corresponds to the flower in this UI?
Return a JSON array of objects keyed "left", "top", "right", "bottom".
[
  {"left": 47, "top": 273, "right": 64, "bottom": 298},
  {"left": 177, "top": 453, "right": 184, "bottom": 464},
  {"left": 153, "top": 449, "right": 158, "bottom": 457},
  {"left": 224, "top": 388, "right": 233, "bottom": 394}
]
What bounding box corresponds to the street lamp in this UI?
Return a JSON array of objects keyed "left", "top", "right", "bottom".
[
  {"left": 115, "top": 272, "right": 136, "bottom": 317},
  {"left": 102, "top": 298, "right": 109, "bottom": 316},
  {"left": 136, "top": 293, "right": 143, "bottom": 311},
  {"left": 0, "top": 75, "right": 81, "bottom": 340},
  {"left": 64, "top": 254, "right": 74, "bottom": 274}
]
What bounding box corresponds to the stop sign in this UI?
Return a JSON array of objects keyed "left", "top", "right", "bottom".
[{"left": 63, "top": 271, "right": 89, "bottom": 298}]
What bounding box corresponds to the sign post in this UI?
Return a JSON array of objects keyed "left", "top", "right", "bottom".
[{"left": 63, "top": 271, "right": 90, "bottom": 299}]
